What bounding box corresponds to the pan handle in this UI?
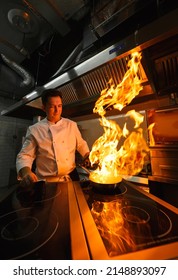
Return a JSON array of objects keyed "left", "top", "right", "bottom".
[{"left": 78, "top": 164, "right": 91, "bottom": 175}]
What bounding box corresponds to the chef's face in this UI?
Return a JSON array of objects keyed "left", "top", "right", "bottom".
[{"left": 43, "top": 96, "right": 62, "bottom": 123}]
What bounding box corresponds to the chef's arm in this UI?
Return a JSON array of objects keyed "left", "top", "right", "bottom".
[
  {"left": 83, "top": 152, "right": 90, "bottom": 159},
  {"left": 18, "top": 166, "right": 38, "bottom": 185}
]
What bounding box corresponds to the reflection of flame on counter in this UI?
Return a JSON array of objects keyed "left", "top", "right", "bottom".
[
  {"left": 91, "top": 200, "right": 152, "bottom": 257},
  {"left": 89, "top": 52, "right": 150, "bottom": 184},
  {"left": 91, "top": 200, "right": 136, "bottom": 256}
]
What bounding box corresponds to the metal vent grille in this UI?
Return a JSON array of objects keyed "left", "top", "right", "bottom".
[
  {"left": 81, "top": 56, "right": 147, "bottom": 98},
  {"left": 59, "top": 54, "right": 148, "bottom": 105},
  {"left": 58, "top": 83, "right": 78, "bottom": 104},
  {"left": 154, "top": 51, "right": 178, "bottom": 94}
]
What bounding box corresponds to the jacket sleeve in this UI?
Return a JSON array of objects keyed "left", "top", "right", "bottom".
[{"left": 16, "top": 127, "right": 37, "bottom": 175}]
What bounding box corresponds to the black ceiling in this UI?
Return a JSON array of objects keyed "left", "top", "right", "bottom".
[
  {"left": 0, "top": 0, "right": 177, "bottom": 103},
  {"left": 0, "top": 0, "right": 92, "bottom": 99}
]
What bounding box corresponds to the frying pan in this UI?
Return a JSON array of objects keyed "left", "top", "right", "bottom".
[{"left": 79, "top": 165, "right": 122, "bottom": 192}]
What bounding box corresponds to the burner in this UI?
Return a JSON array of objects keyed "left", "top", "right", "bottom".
[
  {"left": 75, "top": 180, "right": 178, "bottom": 258},
  {"left": 90, "top": 200, "right": 174, "bottom": 257},
  {"left": 80, "top": 179, "right": 127, "bottom": 196},
  {"left": 153, "top": 208, "right": 172, "bottom": 238},
  {"left": 120, "top": 205, "right": 152, "bottom": 240},
  {"left": 91, "top": 183, "right": 127, "bottom": 196},
  {"left": 81, "top": 181, "right": 127, "bottom": 206},
  {"left": 0, "top": 207, "right": 59, "bottom": 260},
  {"left": 82, "top": 181, "right": 127, "bottom": 196},
  {"left": 120, "top": 201, "right": 173, "bottom": 239},
  {"left": 121, "top": 206, "right": 150, "bottom": 224},
  {"left": 1, "top": 216, "right": 39, "bottom": 241},
  {"left": 15, "top": 182, "right": 61, "bottom": 207}
]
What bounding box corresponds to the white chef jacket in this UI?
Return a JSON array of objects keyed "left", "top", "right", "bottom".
[{"left": 16, "top": 117, "right": 90, "bottom": 180}]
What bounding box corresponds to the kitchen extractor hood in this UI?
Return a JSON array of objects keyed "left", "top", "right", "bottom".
[{"left": 1, "top": 4, "right": 178, "bottom": 120}]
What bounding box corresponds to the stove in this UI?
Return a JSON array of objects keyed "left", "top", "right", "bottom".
[
  {"left": 0, "top": 181, "right": 71, "bottom": 260},
  {"left": 73, "top": 180, "right": 178, "bottom": 260},
  {"left": 0, "top": 180, "right": 177, "bottom": 260}
]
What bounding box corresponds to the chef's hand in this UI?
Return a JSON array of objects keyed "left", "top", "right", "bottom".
[
  {"left": 19, "top": 167, "right": 38, "bottom": 186},
  {"left": 82, "top": 152, "right": 91, "bottom": 169}
]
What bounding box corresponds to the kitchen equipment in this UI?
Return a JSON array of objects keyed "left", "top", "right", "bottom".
[
  {"left": 0, "top": 181, "right": 72, "bottom": 260},
  {"left": 78, "top": 164, "right": 123, "bottom": 193},
  {"left": 73, "top": 179, "right": 178, "bottom": 259},
  {"left": 147, "top": 107, "right": 178, "bottom": 207},
  {"left": 0, "top": 179, "right": 177, "bottom": 260}
]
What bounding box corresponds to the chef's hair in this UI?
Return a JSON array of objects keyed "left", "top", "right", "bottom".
[{"left": 41, "top": 89, "right": 62, "bottom": 105}]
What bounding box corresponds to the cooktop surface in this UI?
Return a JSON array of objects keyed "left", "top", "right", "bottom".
[
  {"left": 80, "top": 180, "right": 178, "bottom": 257},
  {"left": 0, "top": 182, "right": 71, "bottom": 260}
]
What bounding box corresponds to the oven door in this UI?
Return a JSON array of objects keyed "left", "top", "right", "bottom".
[
  {"left": 147, "top": 107, "right": 178, "bottom": 207},
  {"left": 147, "top": 107, "right": 178, "bottom": 146}
]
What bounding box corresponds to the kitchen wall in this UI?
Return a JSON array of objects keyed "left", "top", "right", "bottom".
[{"left": 0, "top": 96, "right": 32, "bottom": 188}]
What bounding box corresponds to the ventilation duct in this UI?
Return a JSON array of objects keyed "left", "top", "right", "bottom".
[{"left": 1, "top": 54, "right": 35, "bottom": 88}]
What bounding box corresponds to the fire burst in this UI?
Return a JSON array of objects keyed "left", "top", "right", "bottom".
[{"left": 89, "top": 52, "right": 149, "bottom": 184}]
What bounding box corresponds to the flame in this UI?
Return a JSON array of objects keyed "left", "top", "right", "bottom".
[
  {"left": 126, "top": 110, "right": 144, "bottom": 128},
  {"left": 148, "top": 123, "right": 155, "bottom": 146},
  {"left": 93, "top": 52, "right": 143, "bottom": 117},
  {"left": 91, "top": 200, "right": 152, "bottom": 256},
  {"left": 89, "top": 117, "right": 123, "bottom": 183},
  {"left": 89, "top": 52, "right": 149, "bottom": 183},
  {"left": 89, "top": 52, "right": 153, "bottom": 255},
  {"left": 91, "top": 201, "right": 136, "bottom": 256}
]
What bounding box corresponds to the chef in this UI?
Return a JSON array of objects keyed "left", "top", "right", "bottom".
[{"left": 16, "top": 88, "right": 90, "bottom": 185}]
